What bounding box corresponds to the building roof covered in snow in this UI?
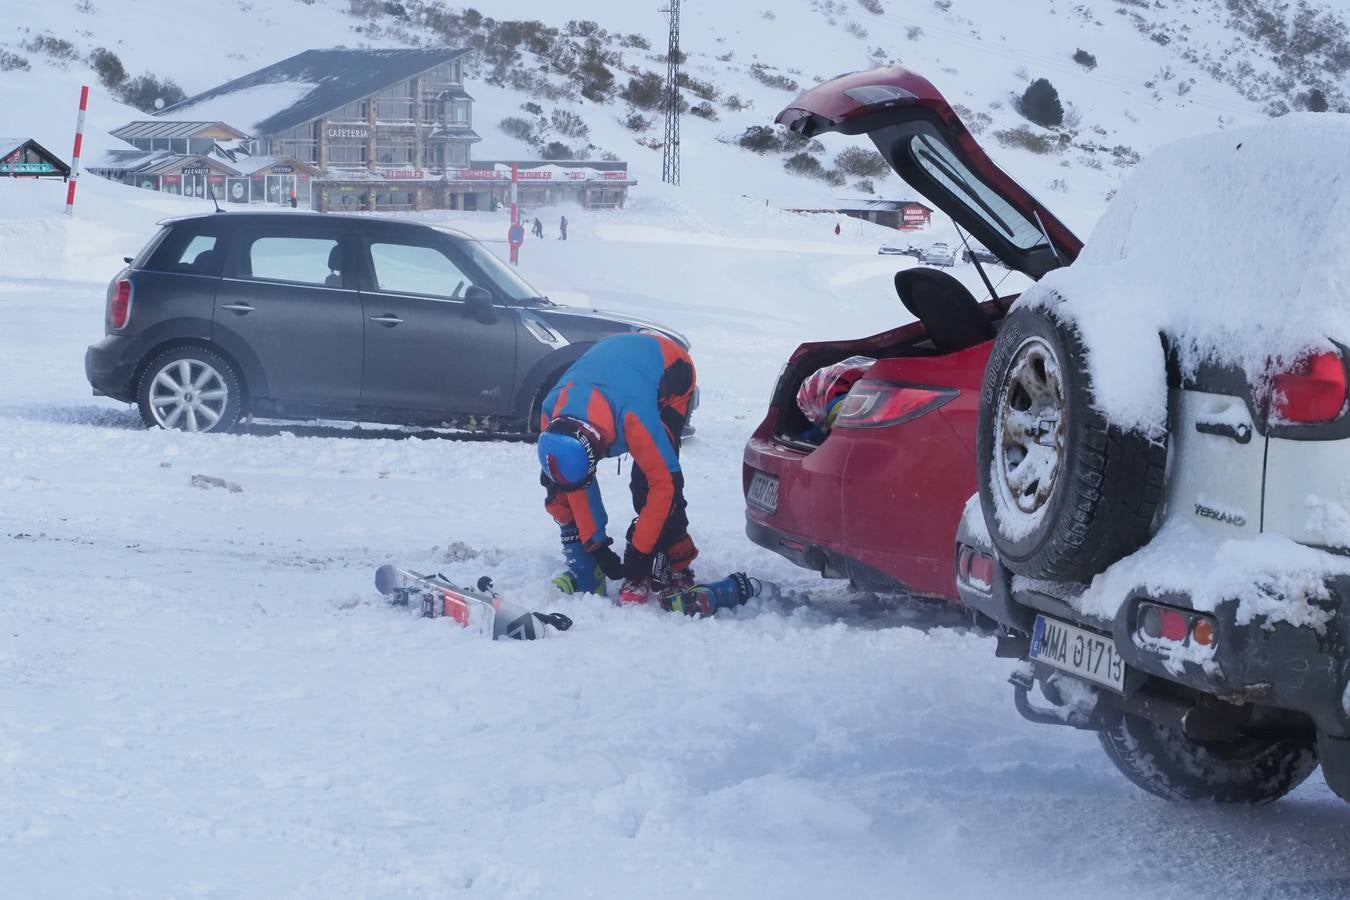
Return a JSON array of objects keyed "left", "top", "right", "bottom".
[
  {"left": 157, "top": 47, "right": 473, "bottom": 137},
  {"left": 89, "top": 149, "right": 236, "bottom": 175},
  {"left": 110, "top": 121, "right": 249, "bottom": 142}
]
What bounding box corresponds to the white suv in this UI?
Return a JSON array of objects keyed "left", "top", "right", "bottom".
[{"left": 956, "top": 113, "right": 1350, "bottom": 805}]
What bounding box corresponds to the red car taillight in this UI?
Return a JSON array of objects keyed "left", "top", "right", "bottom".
[
  {"left": 108, "top": 279, "right": 132, "bottom": 330},
  {"left": 834, "top": 380, "right": 957, "bottom": 428},
  {"left": 1272, "top": 350, "right": 1347, "bottom": 424}
]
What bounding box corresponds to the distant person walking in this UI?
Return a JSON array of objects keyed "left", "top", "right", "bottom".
[
  {"left": 559, "top": 215, "right": 569, "bottom": 241},
  {"left": 533, "top": 217, "right": 544, "bottom": 239},
  {"left": 289, "top": 190, "right": 298, "bottom": 209}
]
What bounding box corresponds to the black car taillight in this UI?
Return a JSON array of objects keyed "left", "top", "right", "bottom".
[
  {"left": 1272, "top": 350, "right": 1347, "bottom": 424},
  {"left": 833, "top": 380, "right": 957, "bottom": 428},
  {"left": 108, "top": 279, "right": 132, "bottom": 330}
]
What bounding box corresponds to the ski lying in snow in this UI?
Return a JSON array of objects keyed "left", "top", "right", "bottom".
[{"left": 374, "top": 565, "right": 572, "bottom": 640}]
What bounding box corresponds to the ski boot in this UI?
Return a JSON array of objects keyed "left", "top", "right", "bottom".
[
  {"left": 554, "top": 524, "right": 607, "bottom": 596},
  {"left": 660, "top": 573, "right": 762, "bottom": 618},
  {"left": 552, "top": 569, "right": 606, "bottom": 596},
  {"left": 617, "top": 578, "right": 651, "bottom": 605}
]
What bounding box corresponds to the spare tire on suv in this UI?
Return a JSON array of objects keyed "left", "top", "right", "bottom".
[{"left": 976, "top": 306, "right": 1168, "bottom": 582}]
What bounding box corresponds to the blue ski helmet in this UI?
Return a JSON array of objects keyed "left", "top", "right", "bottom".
[{"left": 538, "top": 418, "right": 600, "bottom": 487}]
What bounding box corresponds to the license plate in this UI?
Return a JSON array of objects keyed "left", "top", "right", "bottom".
[
  {"left": 747, "top": 470, "right": 779, "bottom": 513},
  {"left": 1029, "top": 615, "right": 1126, "bottom": 692}
]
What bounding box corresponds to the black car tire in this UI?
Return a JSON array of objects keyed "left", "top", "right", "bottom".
[
  {"left": 1098, "top": 713, "right": 1318, "bottom": 804},
  {"left": 136, "top": 345, "right": 244, "bottom": 433},
  {"left": 976, "top": 306, "right": 1167, "bottom": 582}
]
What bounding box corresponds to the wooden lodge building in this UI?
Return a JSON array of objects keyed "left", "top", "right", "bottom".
[{"left": 91, "top": 47, "right": 635, "bottom": 212}]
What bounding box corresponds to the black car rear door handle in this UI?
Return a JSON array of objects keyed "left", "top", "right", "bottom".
[
  {"left": 220, "top": 302, "right": 255, "bottom": 315},
  {"left": 369, "top": 314, "right": 404, "bottom": 327}
]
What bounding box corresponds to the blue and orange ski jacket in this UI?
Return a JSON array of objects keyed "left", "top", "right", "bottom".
[{"left": 540, "top": 333, "right": 696, "bottom": 556}]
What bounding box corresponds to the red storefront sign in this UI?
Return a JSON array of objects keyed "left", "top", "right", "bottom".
[
  {"left": 518, "top": 170, "right": 553, "bottom": 180},
  {"left": 379, "top": 169, "right": 425, "bottom": 180},
  {"left": 602, "top": 171, "right": 629, "bottom": 180},
  {"left": 457, "top": 169, "right": 503, "bottom": 180},
  {"left": 209, "top": 175, "right": 225, "bottom": 184},
  {"left": 902, "top": 207, "right": 928, "bottom": 222}
]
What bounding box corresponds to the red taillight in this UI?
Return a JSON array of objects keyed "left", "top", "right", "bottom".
[
  {"left": 834, "top": 381, "right": 957, "bottom": 428},
  {"left": 1159, "top": 609, "right": 1188, "bottom": 642},
  {"left": 109, "top": 279, "right": 132, "bottom": 330},
  {"left": 1273, "top": 351, "right": 1347, "bottom": 424},
  {"left": 957, "top": 546, "right": 995, "bottom": 590}
]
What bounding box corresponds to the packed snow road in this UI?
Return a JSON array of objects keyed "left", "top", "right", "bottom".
[{"left": 4, "top": 227, "right": 1350, "bottom": 899}]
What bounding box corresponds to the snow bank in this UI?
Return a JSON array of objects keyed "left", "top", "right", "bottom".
[{"left": 1020, "top": 114, "right": 1350, "bottom": 435}]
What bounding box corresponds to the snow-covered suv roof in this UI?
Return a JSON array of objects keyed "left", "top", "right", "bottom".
[{"left": 1020, "top": 113, "right": 1350, "bottom": 435}]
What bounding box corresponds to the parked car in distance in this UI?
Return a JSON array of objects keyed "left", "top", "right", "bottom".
[
  {"left": 86, "top": 212, "right": 691, "bottom": 434},
  {"left": 961, "top": 245, "right": 1001, "bottom": 266},
  {"left": 877, "top": 244, "right": 920, "bottom": 257},
  {"left": 919, "top": 242, "right": 954, "bottom": 266}
]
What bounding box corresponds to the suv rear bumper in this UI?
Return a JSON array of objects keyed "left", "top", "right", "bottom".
[
  {"left": 85, "top": 336, "right": 139, "bottom": 403},
  {"left": 954, "top": 518, "right": 1350, "bottom": 739}
]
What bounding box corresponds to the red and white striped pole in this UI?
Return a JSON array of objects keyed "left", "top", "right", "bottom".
[{"left": 65, "top": 84, "right": 89, "bottom": 216}]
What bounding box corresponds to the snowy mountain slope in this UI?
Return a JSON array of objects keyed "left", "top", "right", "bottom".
[{"left": 6, "top": 0, "right": 1350, "bottom": 234}]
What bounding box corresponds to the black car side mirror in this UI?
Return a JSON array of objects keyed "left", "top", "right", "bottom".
[{"left": 464, "top": 285, "right": 499, "bottom": 324}]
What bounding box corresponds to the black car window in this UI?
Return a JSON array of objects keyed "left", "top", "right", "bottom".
[
  {"left": 246, "top": 236, "right": 342, "bottom": 287},
  {"left": 369, "top": 242, "right": 477, "bottom": 299},
  {"left": 145, "top": 226, "right": 223, "bottom": 275}
]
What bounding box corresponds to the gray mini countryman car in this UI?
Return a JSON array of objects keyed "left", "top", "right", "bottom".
[{"left": 86, "top": 212, "right": 691, "bottom": 434}]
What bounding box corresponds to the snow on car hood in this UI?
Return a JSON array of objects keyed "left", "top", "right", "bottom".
[{"left": 1017, "top": 113, "right": 1350, "bottom": 437}]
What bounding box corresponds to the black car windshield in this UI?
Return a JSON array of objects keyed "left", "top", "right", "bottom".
[
  {"left": 455, "top": 235, "right": 552, "bottom": 305},
  {"left": 909, "top": 133, "right": 1049, "bottom": 251}
]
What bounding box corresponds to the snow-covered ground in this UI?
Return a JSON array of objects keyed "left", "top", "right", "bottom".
[{"left": 4, "top": 172, "right": 1350, "bottom": 899}]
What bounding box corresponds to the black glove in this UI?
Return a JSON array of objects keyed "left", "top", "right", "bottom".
[
  {"left": 589, "top": 540, "right": 624, "bottom": 581},
  {"left": 622, "top": 544, "right": 654, "bottom": 583}
]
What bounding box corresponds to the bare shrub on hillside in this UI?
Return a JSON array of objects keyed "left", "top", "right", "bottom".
[
  {"left": 550, "top": 109, "right": 590, "bottom": 139},
  {"left": 540, "top": 141, "right": 574, "bottom": 160},
  {"left": 857, "top": 0, "right": 885, "bottom": 13},
  {"left": 1073, "top": 48, "right": 1097, "bottom": 69},
  {"left": 994, "top": 126, "right": 1056, "bottom": 154},
  {"left": 846, "top": 22, "right": 869, "bottom": 39},
  {"left": 89, "top": 47, "right": 126, "bottom": 90},
  {"left": 678, "top": 72, "right": 719, "bottom": 102},
  {"left": 620, "top": 71, "right": 665, "bottom": 109},
  {"left": 834, "top": 146, "right": 889, "bottom": 177},
  {"left": 0, "top": 50, "right": 30, "bottom": 71},
  {"left": 622, "top": 112, "right": 652, "bottom": 132},
  {"left": 499, "top": 116, "right": 539, "bottom": 144},
  {"left": 22, "top": 35, "right": 79, "bottom": 63},
  {"left": 750, "top": 64, "right": 798, "bottom": 91},
  {"left": 689, "top": 101, "right": 718, "bottom": 120}
]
